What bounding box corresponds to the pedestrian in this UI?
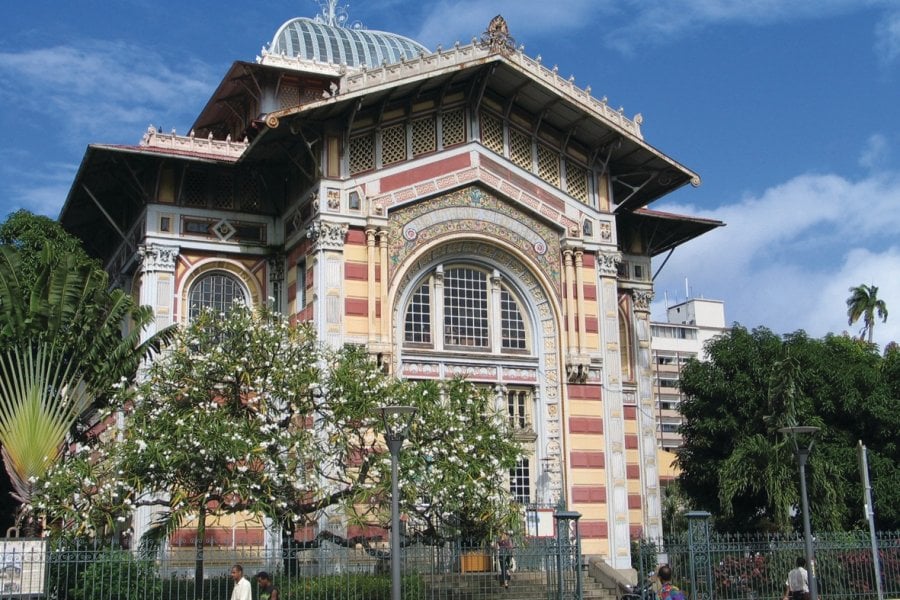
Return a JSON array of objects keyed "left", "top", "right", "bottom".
[
  {"left": 230, "top": 565, "right": 251, "bottom": 600},
  {"left": 256, "top": 571, "right": 279, "bottom": 600},
  {"left": 783, "top": 557, "right": 809, "bottom": 600},
  {"left": 497, "top": 532, "right": 514, "bottom": 589},
  {"left": 657, "top": 565, "right": 685, "bottom": 600}
]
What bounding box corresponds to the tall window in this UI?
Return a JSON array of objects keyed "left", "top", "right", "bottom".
[
  {"left": 404, "top": 281, "right": 431, "bottom": 344},
  {"left": 402, "top": 264, "right": 530, "bottom": 354},
  {"left": 510, "top": 458, "right": 531, "bottom": 504},
  {"left": 188, "top": 272, "right": 247, "bottom": 320},
  {"left": 296, "top": 260, "right": 307, "bottom": 312},
  {"left": 444, "top": 267, "right": 489, "bottom": 348},
  {"left": 507, "top": 388, "right": 531, "bottom": 430}
]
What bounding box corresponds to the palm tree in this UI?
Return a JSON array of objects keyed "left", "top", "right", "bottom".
[
  {"left": 847, "top": 284, "right": 888, "bottom": 344},
  {"left": 0, "top": 246, "right": 174, "bottom": 528},
  {"left": 0, "top": 344, "right": 91, "bottom": 506}
]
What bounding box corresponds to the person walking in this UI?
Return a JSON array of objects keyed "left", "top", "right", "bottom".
[
  {"left": 783, "top": 557, "right": 809, "bottom": 600},
  {"left": 256, "top": 571, "right": 279, "bottom": 600},
  {"left": 230, "top": 565, "right": 251, "bottom": 600},
  {"left": 657, "top": 565, "right": 685, "bottom": 600},
  {"left": 497, "top": 532, "right": 514, "bottom": 589}
]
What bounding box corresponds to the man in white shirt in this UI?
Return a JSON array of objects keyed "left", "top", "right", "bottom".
[
  {"left": 230, "top": 564, "right": 252, "bottom": 600},
  {"left": 784, "top": 557, "right": 809, "bottom": 600}
]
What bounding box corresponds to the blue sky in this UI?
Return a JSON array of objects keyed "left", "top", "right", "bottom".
[{"left": 1, "top": 1, "right": 899, "bottom": 346}]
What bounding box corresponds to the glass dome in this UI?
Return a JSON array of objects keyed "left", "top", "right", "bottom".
[{"left": 270, "top": 17, "right": 430, "bottom": 69}]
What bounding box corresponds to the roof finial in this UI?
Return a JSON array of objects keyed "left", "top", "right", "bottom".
[
  {"left": 480, "top": 15, "right": 516, "bottom": 56},
  {"left": 315, "top": 0, "right": 363, "bottom": 28}
]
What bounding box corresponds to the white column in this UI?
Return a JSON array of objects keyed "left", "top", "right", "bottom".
[
  {"left": 136, "top": 244, "right": 179, "bottom": 339},
  {"left": 596, "top": 250, "right": 631, "bottom": 570}
]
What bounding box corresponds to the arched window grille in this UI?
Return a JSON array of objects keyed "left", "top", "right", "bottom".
[{"left": 188, "top": 271, "right": 248, "bottom": 320}]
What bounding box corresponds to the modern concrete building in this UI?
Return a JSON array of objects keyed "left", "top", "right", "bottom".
[
  {"left": 58, "top": 7, "right": 722, "bottom": 565},
  {"left": 651, "top": 298, "right": 727, "bottom": 451}
]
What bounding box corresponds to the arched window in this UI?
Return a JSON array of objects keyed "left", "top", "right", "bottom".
[
  {"left": 402, "top": 264, "right": 530, "bottom": 354},
  {"left": 188, "top": 271, "right": 248, "bottom": 320}
]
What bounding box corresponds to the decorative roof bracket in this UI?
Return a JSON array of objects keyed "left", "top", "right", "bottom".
[{"left": 611, "top": 169, "right": 655, "bottom": 208}]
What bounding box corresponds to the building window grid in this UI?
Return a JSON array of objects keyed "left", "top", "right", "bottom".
[
  {"left": 507, "top": 388, "right": 531, "bottom": 430},
  {"left": 189, "top": 272, "right": 246, "bottom": 321},
  {"left": 500, "top": 289, "right": 527, "bottom": 350},
  {"left": 404, "top": 281, "right": 432, "bottom": 344},
  {"left": 510, "top": 458, "right": 531, "bottom": 504},
  {"left": 443, "top": 268, "right": 489, "bottom": 348}
]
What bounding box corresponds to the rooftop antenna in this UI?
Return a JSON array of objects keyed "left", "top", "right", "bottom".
[
  {"left": 684, "top": 277, "right": 689, "bottom": 301},
  {"left": 664, "top": 290, "right": 669, "bottom": 310}
]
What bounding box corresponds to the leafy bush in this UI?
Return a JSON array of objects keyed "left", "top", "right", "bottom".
[
  {"left": 71, "top": 550, "right": 161, "bottom": 600},
  {"left": 280, "top": 573, "right": 424, "bottom": 600}
]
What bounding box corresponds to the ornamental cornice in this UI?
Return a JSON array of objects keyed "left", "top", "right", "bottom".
[
  {"left": 307, "top": 220, "right": 349, "bottom": 251},
  {"left": 137, "top": 244, "right": 179, "bottom": 273},
  {"left": 140, "top": 126, "right": 248, "bottom": 160},
  {"left": 597, "top": 250, "right": 622, "bottom": 277}
]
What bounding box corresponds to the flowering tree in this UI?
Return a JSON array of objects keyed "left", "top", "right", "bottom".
[{"left": 28, "top": 303, "right": 521, "bottom": 556}]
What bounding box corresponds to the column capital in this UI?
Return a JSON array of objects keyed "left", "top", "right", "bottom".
[
  {"left": 597, "top": 250, "right": 622, "bottom": 277},
  {"left": 631, "top": 288, "right": 654, "bottom": 313},
  {"left": 137, "top": 244, "right": 179, "bottom": 273},
  {"left": 307, "top": 220, "right": 349, "bottom": 251}
]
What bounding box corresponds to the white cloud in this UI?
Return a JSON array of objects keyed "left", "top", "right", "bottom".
[
  {"left": 875, "top": 9, "right": 900, "bottom": 64},
  {"left": 651, "top": 170, "right": 900, "bottom": 348},
  {"left": 859, "top": 133, "right": 890, "bottom": 171},
  {"left": 0, "top": 41, "right": 216, "bottom": 143}
]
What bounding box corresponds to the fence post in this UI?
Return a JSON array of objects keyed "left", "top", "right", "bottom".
[
  {"left": 685, "top": 511, "right": 712, "bottom": 600},
  {"left": 554, "top": 510, "right": 582, "bottom": 600}
]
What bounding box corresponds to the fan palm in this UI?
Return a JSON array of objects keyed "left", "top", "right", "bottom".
[
  {"left": 0, "top": 344, "right": 91, "bottom": 505},
  {"left": 0, "top": 245, "right": 175, "bottom": 526},
  {"left": 847, "top": 284, "right": 888, "bottom": 344}
]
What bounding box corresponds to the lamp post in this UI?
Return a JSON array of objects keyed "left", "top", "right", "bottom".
[
  {"left": 779, "top": 425, "right": 820, "bottom": 600},
  {"left": 379, "top": 405, "right": 418, "bottom": 600}
]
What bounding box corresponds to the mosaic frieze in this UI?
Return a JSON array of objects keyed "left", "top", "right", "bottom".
[{"left": 388, "top": 186, "right": 561, "bottom": 294}]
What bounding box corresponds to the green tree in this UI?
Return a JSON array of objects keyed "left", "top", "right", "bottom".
[
  {"left": 0, "top": 210, "right": 98, "bottom": 292},
  {"left": 28, "top": 304, "right": 521, "bottom": 572},
  {"left": 676, "top": 326, "right": 897, "bottom": 532},
  {"left": 847, "top": 284, "right": 888, "bottom": 344}
]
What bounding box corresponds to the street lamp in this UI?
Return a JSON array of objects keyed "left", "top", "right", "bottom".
[
  {"left": 779, "top": 425, "right": 820, "bottom": 600},
  {"left": 379, "top": 405, "right": 418, "bottom": 600}
]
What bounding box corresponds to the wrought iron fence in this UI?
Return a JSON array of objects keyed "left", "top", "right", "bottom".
[
  {"left": 634, "top": 529, "right": 900, "bottom": 600},
  {"left": 0, "top": 534, "right": 578, "bottom": 600}
]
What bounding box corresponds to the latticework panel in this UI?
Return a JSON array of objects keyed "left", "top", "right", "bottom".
[
  {"left": 441, "top": 109, "right": 466, "bottom": 147},
  {"left": 349, "top": 133, "right": 375, "bottom": 174},
  {"left": 537, "top": 145, "right": 560, "bottom": 186},
  {"left": 212, "top": 173, "right": 234, "bottom": 209},
  {"left": 181, "top": 170, "right": 207, "bottom": 207},
  {"left": 412, "top": 117, "right": 436, "bottom": 156},
  {"left": 239, "top": 175, "right": 260, "bottom": 211},
  {"left": 509, "top": 128, "right": 533, "bottom": 172},
  {"left": 382, "top": 124, "right": 407, "bottom": 165},
  {"left": 566, "top": 162, "right": 590, "bottom": 204},
  {"left": 480, "top": 112, "right": 504, "bottom": 155},
  {"left": 278, "top": 85, "right": 300, "bottom": 110}
]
